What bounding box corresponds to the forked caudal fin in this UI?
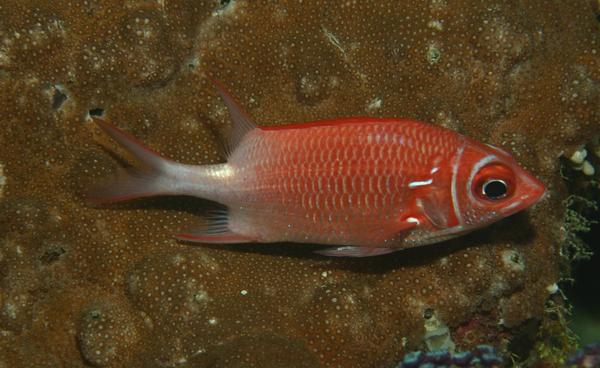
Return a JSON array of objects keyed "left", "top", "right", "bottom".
[{"left": 86, "top": 118, "right": 183, "bottom": 204}]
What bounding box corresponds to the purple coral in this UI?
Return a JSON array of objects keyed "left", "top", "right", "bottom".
[
  {"left": 566, "top": 343, "right": 600, "bottom": 368},
  {"left": 396, "top": 345, "right": 503, "bottom": 368}
]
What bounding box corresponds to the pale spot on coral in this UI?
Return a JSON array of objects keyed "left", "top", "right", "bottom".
[
  {"left": 322, "top": 26, "right": 345, "bottom": 55},
  {"left": 428, "top": 20, "right": 443, "bottom": 31},
  {"left": 581, "top": 160, "right": 595, "bottom": 176},
  {"left": 0, "top": 45, "right": 10, "bottom": 67},
  {"left": 546, "top": 283, "right": 559, "bottom": 294},
  {"left": 423, "top": 309, "right": 455, "bottom": 352},
  {"left": 172, "top": 254, "right": 185, "bottom": 265},
  {"left": 212, "top": 0, "right": 239, "bottom": 17},
  {"left": 426, "top": 42, "right": 442, "bottom": 64},
  {"left": 569, "top": 148, "right": 587, "bottom": 165},
  {"left": 501, "top": 249, "right": 526, "bottom": 272},
  {"left": 194, "top": 290, "right": 210, "bottom": 303},
  {"left": 3, "top": 302, "right": 17, "bottom": 320},
  {"left": 366, "top": 97, "right": 382, "bottom": 112},
  {"left": 0, "top": 163, "right": 5, "bottom": 199}
]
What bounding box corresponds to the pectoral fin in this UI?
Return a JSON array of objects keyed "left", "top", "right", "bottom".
[{"left": 416, "top": 196, "right": 451, "bottom": 229}]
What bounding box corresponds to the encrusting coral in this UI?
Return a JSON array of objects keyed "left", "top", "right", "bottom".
[{"left": 0, "top": 1, "right": 598, "bottom": 367}]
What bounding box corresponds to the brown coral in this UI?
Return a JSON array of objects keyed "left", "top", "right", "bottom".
[{"left": 0, "top": 1, "right": 598, "bottom": 367}]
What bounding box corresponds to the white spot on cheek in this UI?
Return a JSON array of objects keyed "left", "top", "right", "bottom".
[
  {"left": 406, "top": 217, "right": 420, "bottom": 225},
  {"left": 408, "top": 179, "right": 433, "bottom": 188}
]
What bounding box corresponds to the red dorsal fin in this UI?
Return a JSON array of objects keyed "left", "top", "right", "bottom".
[{"left": 260, "top": 117, "right": 408, "bottom": 131}]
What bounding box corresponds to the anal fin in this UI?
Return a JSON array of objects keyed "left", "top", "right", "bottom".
[
  {"left": 314, "top": 246, "right": 397, "bottom": 258},
  {"left": 174, "top": 210, "right": 253, "bottom": 244}
]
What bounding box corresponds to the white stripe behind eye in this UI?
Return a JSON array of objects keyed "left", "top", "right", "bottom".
[
  {"left": 450, "top": 145, "right": 465, "bottom": 225},
  {"left": 485, "top": 143, "right": 511, "bottom": 157},
  {"left": 466, "top": 154, "right": 497, "bottom": 204}
]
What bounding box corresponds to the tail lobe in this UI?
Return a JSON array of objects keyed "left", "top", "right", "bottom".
[{"left": 86, "top": 118, "right": 179, "bottom": 204}]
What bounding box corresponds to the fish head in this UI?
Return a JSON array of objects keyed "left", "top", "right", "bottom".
[{"left": 452, "top": 140, "right": 546, "bottom": 229}]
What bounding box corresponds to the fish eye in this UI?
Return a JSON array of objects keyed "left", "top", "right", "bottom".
[
  {"left": 472, "top": 163, "right": 515, "bottom": 202},
  {"left": 482, "top": 179, "right": 508, "bottom": 200}
]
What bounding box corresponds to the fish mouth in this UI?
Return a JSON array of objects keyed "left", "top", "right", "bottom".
[
  {"left": 522, "top": 174, "right": 546, "bottom": 206},
  {"left": 500, "top": 174, "right": 546, "bottom": 216}
]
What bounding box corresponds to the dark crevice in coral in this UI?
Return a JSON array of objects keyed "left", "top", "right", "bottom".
[
  {"left": 89, "top": 310, "right": 102, "bottom": 320},
  {"left": 592, "top": 0, "right": 600, "bottom": 22},
  {"left": 187, "top": 58, "right": 199, "bottom": 69},
  {"left": 40, "top": 246, "right": 66, "bottom": 264},
  {"left": 508, "top": 318, "right": 541, "bottom": 362},
  {"left": 565, "top": 204, "right": 600, "bottom": 344},
  {"left": 423, "top": 308, "right": 434, "bottom": 319},
  {"left": 88, "top": 108, "right": 104, "bottom": 117},
  {"left": 214, "top": 0, "right": 233, "bottom": 14},
  {"left": 559, "top": 143, "right": 600, "bottom": 344},
  {"left": 51, "top": 86, "right": 68, "bottom": 110}
]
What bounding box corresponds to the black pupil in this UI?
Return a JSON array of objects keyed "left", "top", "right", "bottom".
[{"left": 483, "top": 180, "right": 507, "bottom": 199}]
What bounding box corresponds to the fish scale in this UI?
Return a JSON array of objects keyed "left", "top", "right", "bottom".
[{"left": 88, "top": 78, "right": 545, "bottom": 257}]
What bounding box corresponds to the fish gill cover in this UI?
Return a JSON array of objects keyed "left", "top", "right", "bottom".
[{"left": 0, "top": 1, "right": 598, "bottom": 367}]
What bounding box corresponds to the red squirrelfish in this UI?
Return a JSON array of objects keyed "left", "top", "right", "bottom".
[{"left": 88, "top": 78, "right": 546, "bottom": 257}]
